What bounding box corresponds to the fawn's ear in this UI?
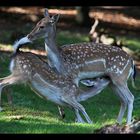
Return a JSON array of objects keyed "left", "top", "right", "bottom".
[
  {"left": 50, "top": 14, "right": 60, "bottom": 24},
  {"left": 44, "top": 8, "right": 50, "bottom": 17}
]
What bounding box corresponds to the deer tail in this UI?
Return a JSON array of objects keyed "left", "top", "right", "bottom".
[{"left": 130, "top": 59, "right": 139, "bottom": 90}]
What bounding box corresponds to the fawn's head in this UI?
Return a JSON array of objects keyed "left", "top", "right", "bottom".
[{"left": 27, "top": 9, "right": 60, "bottom": 41}]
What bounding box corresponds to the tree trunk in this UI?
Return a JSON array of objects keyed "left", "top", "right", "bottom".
[{"left": 76, "top": 7, "right": 92, "bottom": 27}]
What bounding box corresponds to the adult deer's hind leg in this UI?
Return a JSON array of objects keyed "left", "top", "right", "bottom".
[
  {"left": 111, "top": 79, "right": 134, "bottom": 125},
  {"left": 0, "top": 74, "right": 22, "bottom": 111},
  {"left": 111, "top": 84, "right": 127, "bottom": 124},
  {"left": 119, "top": 84, "right": 134, "bottom": 125}
]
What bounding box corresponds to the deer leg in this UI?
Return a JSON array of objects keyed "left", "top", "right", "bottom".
[
  {"left": 32, "top": 73, "right": 66, "bottom": 119},
  {"left": 58, "top": 106, "right": 65, "bottom": 119},
  {"left": 0, "top": 74, "right": 21, "bottom": 111},
  {"left": 111, "top": 80, "right": 134, "bottom": 125},
  {"left": 63, "top": 98, "right": 92, "bottom": 124},
  {"left": 76, "top": 103, "right": 92, "bottom": 124},
  {"left": 127, "top": 91, "right": 134, "bottom": 125},
  {"left": 5, "top": 88, "right": 13, "bottom": 105},
  {"left": 0, "top": 88, "right": 2, "bottom": 111},
  {"left": 60, "top": 78, "right": 109, "bottom": 120},
  {"left": 119, "top": 84, "right": 134, "bottom": 125},
  {"left": 111, "top": 84, "right": 127, "bottom": 124},
  {"left": 64, "top": 78, "right": 109, "bottom": 124},
  {"left": 74, "top": 109, "right": 85, "bottom": 123}
]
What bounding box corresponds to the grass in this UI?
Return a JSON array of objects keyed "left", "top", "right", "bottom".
[
  {"left": 0, "top": 30, "right": 140, "bottom": 133},
  {"left": 123, "top": 38, "right": 140, "bottom": 52}
]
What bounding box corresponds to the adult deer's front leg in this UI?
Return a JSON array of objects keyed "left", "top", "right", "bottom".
[{"left": 0, "top": 74, "right": 21, "bottom": 111}]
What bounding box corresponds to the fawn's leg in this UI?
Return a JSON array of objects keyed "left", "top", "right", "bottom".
[
  {"left": 0, "top": 74, "right": 22, "bottom": 111},
  {"left": 5, "top": 88, "right": 13, "bottom": 105},
  {"left": 63, "top": 97, "right": 92, "bottom": 124},
  {"left": 74, "top": 109, "right": 85, "bottom": 123},
  {"left": 32, "top": 73, "right": 65, "bottom": 119},
  {"left": 58, "top": 106, "right": 65, "bottom": 119}
]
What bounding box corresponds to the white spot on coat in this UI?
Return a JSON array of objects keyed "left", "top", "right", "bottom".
[
  {"left": 23, "top": 65, "right": 27, "bottom": 69},
  {"left": 85, "top": 59, "right": 106, "bottom": 68},
  {"left": 113, "top": 65, "right": 116, "bottom": 69}
]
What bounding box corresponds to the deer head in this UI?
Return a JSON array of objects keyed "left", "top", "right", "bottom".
[{"left": 27, "top": 9, "right": 60, "bottom": 41}]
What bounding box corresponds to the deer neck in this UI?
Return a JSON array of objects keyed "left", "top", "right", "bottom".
[{"left": 45, "top": 38, "right": 67, "bottom": 75}]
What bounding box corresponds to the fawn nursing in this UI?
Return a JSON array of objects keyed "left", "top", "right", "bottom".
[
  {"left": 0, "top": 43, "right": 109, "bottom": 123},
  {"left": 0, "top": 8, "right": 136, "bottom": 125}
]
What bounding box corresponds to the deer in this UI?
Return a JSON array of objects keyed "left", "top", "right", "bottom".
[
  {"left": 12, "top": 9, "right": 136, "bottom": 125},
  {"left": 0, "top": 42, "right": 110, "bottom": 123}
]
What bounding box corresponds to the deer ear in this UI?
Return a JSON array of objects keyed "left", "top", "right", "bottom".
[
  {"left": 50, "top": 14, "right": 60, "bottom": 24},
  {"left": 44, "top": 8, "right": 50, "bottom": 17}
]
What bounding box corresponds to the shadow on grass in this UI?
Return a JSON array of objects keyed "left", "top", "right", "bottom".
[{"left": 0, "top": 118, "right": 95, "bottom": 133}]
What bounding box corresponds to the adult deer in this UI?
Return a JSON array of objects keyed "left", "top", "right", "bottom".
[
  {"left": 16, "top": 9, "right": 136, "bottom": 125},
  {"left": 0, "top": 43, "right": 110, "bottom": 123}
]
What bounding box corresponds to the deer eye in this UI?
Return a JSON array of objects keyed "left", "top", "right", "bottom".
[{"left": 39, "top": 26, "right": 45, "bottom": 29}]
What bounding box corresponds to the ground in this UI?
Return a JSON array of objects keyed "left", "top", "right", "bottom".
[{"left": 0, "top": 7, "right": 140, "bottom": 133}]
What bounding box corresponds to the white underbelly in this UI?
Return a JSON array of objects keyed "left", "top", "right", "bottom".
[
  {"left": 74, "top": 71, "right": 104, "bottom": 86},
  {"left": 78, "top": 71, "right": 104, "bottom": 79}
]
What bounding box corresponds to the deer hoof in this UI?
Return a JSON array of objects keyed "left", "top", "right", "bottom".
[{"left": 75, "top": 118, "right": 85, "bottom": 124}]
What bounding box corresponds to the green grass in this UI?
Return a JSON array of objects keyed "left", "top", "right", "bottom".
[
  {"left": 0, "top": 31, "right": 140, "bottom": 133},
  {"left": 124, "top": 38, "right": 140, "bottom": 52}
]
